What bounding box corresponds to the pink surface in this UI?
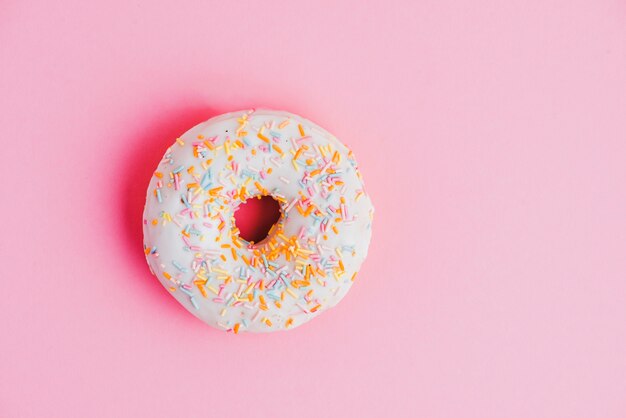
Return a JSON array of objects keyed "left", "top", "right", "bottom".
[{"left": 1, "top": 1, "right": 626, "bottom": 417}]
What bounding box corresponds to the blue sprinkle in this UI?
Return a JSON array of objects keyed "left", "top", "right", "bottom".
[
  {"left": 172, "top": 260, "right": 188, "bottom": 272},
  {"left": 181, "top": 194, "right": 191, "bottom": 208},
  {"left": 173, "top": 165, "right": 184, "bottom": 174},
  {"left": 190, "top": 296, "right": 199, "bottom": 310},
  {"left": 201, "top": 170, "right": 212, "bottom": 189}
]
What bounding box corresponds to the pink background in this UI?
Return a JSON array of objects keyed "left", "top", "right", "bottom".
[{"left": 1, "top": 1, "right": 626, "bottom": 417}]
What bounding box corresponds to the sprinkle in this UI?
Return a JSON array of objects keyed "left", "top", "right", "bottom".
[{"left": 172, "top": 260, "right": 187, "bottom": 272}]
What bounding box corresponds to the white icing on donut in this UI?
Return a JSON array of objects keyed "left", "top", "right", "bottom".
[{"left": 142, "top": 109, "right": 374, "bottom": 333}]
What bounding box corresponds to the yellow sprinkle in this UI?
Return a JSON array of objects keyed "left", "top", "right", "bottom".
[
  {"left": 176, "top": 137, "right": 185, "bottom": 146},
  {"left": 278, "top": 120, "right": 290, "bottom": 129}
]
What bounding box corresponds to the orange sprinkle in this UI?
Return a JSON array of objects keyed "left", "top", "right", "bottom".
[
  {"left": 257, "top": 132, "right": 270, "bottom": 143},
  {"left": 154, "top": 172, "right": 163, "bottom": 178},
  {"left": 285, "top": 318, "right": 294, "bottom": 327},
  {"left": 233, "top": 323, "right": 240, "bottom": 334},
  {"left": 195, "top": 281, "right": 208, "bottom": 298},
  {"left": 298, "top": 124, "right": 305, "bottom": 136},
  {"left": 310, "top": 304, "right": 321, "bottom": 313},
  {"left": 293, "top": 145, "right": 307, "bottom": 161}
]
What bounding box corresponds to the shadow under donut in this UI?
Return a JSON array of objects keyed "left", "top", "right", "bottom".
[{"left": 118, "top": 103, "right": 227, "bottom": 316}]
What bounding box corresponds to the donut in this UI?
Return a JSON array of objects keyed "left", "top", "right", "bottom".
[{"left": 142, "top": 109, "right": 374, "bottom": 332}]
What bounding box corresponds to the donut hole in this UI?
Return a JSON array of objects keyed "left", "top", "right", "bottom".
[{"left": 234, "top": 195, "right": 282, "bottom": 244}]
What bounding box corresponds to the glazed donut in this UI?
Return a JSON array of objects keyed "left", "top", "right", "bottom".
[{"left": 142, "top": 109, "right": 374, "bottom": 332}]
